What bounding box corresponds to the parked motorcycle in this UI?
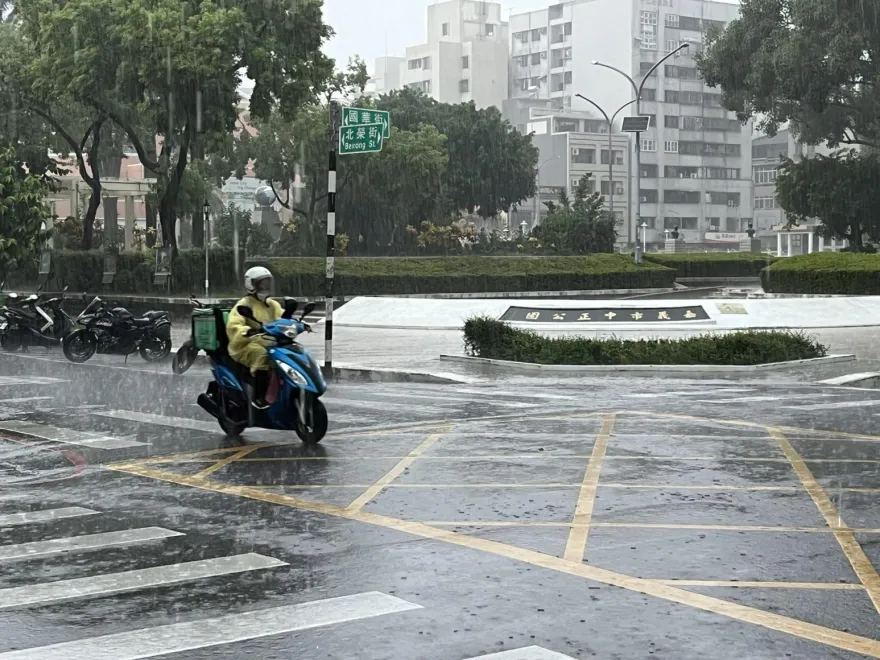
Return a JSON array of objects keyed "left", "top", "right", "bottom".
[
  {"left": 196, "top": 300, "right": 328, "bottom": 444},
  {"left": 171, "top": 295, "right": 205, "bottom": 375},
  {"left": 0, "top": 284, "right": 75, "bottom": 351},
  {"left": 62, "top": 295, "right": 173, "bottom": 363}
]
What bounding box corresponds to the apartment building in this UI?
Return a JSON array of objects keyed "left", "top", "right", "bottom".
[
  {"left": 367, "top": 0, "right": 509, "bottom": 109},
  {"left": 507, "top": 108, "right": 631, "bottom": 245},
  {"left": 509, "top": 0, "right": 753, "bottom": 247}
]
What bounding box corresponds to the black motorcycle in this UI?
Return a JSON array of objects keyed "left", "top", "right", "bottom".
[
  {"left": 0, "top": 284, "right": 75, "bottom": 352},
  {"left": 62, "top": 295, "right": 173, "bottom": 363}
]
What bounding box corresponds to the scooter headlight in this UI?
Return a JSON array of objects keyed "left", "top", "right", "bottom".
[
  {"left": 283, "top": 326, "right": 300, "bottom": 339},
  {"left": 277, "top": 360, "right": 308, "bottom": 386}
]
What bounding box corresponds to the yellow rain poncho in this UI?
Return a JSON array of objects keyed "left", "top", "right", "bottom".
[{"left": 226, "top": 296, "right": 283, "bottom": 375}]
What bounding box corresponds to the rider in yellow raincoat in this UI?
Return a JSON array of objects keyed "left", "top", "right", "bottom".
[{"left": 226, "top": 266, "right": 282, "bottom": 410}]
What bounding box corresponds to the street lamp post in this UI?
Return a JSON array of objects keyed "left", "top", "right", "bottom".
[
  {"left": 203, "top": 200, "right": 211, "bottom": 299},
  {"left": 641, "top": 221, "right": 648, "bottom": 254},
  {"left": 593, "top": 43, "right": 689, "bottom": 258},
  {"left": 574, "top": 94, "right": 636, "bottom": 239}
]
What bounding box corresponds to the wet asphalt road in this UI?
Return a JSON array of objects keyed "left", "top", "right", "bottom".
[{"left": 1, "top": 353, "right": 880, "bottom": 658}]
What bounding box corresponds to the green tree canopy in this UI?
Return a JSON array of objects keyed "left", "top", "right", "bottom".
[
  {"left": 697, "top": 0, "right": 880, "bottom": 148},
  {"left": 775, "top": 150, "right": 880, "bottom": 248},
  {"left": 532, "top": 174, "right": 616, "bottom": 254},
  {"left": 0, "top": 146, "right": 52, "bottom": 281}
]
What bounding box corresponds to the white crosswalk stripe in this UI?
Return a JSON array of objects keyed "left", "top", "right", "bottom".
[
  {"left": 464, "top": 648, "right": 576, "bottom": 660},
  {"left": 0, "top": 553, "right": 287, "bottom": 609},
  {"left": 0, "top": 377, "right": 67, "bottom": 386},
  {"left": 0, "top": 592, "right": 422, "bottom": 660},
  {"left": 0, "top": 527, "right": 183, "bottom": 561},
  {"left": 0, "top": 420, "right": 148, "bottom": 449},
  {"left": 0, "top": 507, "right": 98, "bottom": 527}
]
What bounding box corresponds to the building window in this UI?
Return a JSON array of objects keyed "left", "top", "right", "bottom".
[
  {"left": 708, "top": 192, "right": 740, "bottom": 206},
  {"left": 640, "top": 61, "right": 654, "bottom": 74},
  {"left": 755, "top": 196, "right": 777, "bottom": 210},
  {"left": 641, "top": 11, "right": 658, "bottom": 25},
  {"left": 664, "top": 115, "right": 680, "bottom": 128},
  {"left": 642, "top": 217, "right": 657, "bottom": 228},
  {"left": 665, "top": 65, "right": 697, "bottom": 79},
  {"left": 666, "top": 166, "right": 699, "bottom": 178},
  {"left": 641, "top": 88, "right": 656, "bottom": 102},
  {"left": 601, "top": 180, "right": 625, "bottom": 195},
  {"left": 680, "top": 91, "right": 703, "bottom": 105},
  {"left": 754, "top": 166, "right": 778, "bottom": 184},
  {"left": 665, "top": 14, "right": 680, "bottom": 27},
  {"left": 664, "top": 141, "right": 679, "bottom": 153},
  {"left": 442, "top": 22, "right": 449, "bottom": 36},
  {"left": 640, "top": 27, "right": 657, "bottom": 50},
  {"left": 459, "top": 79, "right": 470, "bottom": 93},
  {"left": 549, "top": 4, "right": 564, "bottom": 19},
  {"left": 641, "top": 164, "right": 659, "bottom": 178},
  {"left": 408, "top": 59, "right": 422, "bottom": 70},
  {"left": 462, "top": 56, "right": 469, "bottom": 69},
  {"left": 422, "top": 57, "right": 431, "bottom": 70},
  {"left": 564, "top": 22, "right": 572, "bottom": 35},
  {"left": 665, "top": 40, "right": 680, "bottom": 52},
  {"left": 564, "top": 71, "right": 572, "bottom": 84},
  {"left": 679, "top": 16, "right": 701, "bottom": 31},
  {"left": 664, "top": 190, "right": 701, "bottom": 204},
  {"left": 601, "top": 150, "right": 624, "bottom": 165},
  {"left": 753, "top": 142, "right": 788, "bottom": 159},
  {"left": 644, "top": 114, "right": 656, "bottom": 127},
  {"left": 571, "top": 148, "right": 596, "bottom": 164},
  {"left": 665, "top": 90, "right": 680, "bottom": 103},
  {"left": 641, "top": 139, "right": 656, "bottom": 152},
  {"left": 682, "top": 117, "right": 702, "bottom": 131},
  {"left": 485, "top": 23, "right": 495, "bottom": 36},
  {"left": 572, "top": 178, "right": 596, "bottom": 192},
  {"left": 640, "top": 189, "right": 659, "bottom": 203},
  {"left": 531, "top": 29, "right": 542, "bottom": 41},
  {"left": 531, "top": 52, "right": 541, "bottom": 65},
  {"left": 515, "top": 31, "right": 528, "bottom": 42},
  {"left": 725, "top": 217, "right": 740, "bottom": 231},
  {"left": 703, "top": 93, "right": 724, "bottom": 107},
  {"left": 664, "top": 217, "right": 698, "bottom": 230}
]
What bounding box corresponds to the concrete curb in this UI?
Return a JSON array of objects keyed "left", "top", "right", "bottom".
[
  {"left": 367, "top": 288, "right": 677, "bottom": 300},
  {"left": 817, "top": 372, "right": 880, "bottom": 388},
  {"left": 438, "top": 353, "right": 856, "bottom": 376}
]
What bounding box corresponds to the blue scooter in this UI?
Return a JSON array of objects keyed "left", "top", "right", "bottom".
[{"left": 197, "top": 299, "right": 329, "bottom": 444}]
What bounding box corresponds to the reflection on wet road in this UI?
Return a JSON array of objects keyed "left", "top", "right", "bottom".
[{"left": 2, "top": 355, "right": 880, "bottom": 658}]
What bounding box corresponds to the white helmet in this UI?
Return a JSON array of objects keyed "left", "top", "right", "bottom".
[{"left": 244, "top": 266, "right": 273, "bottom": 302}]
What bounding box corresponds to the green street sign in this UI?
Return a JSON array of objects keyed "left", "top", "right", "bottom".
[
  {"left": 339, "top": 123, "right": 385, "bottom": 155},
  {"left": 342, "top": 106, "right": 390, "bottom": 139}
]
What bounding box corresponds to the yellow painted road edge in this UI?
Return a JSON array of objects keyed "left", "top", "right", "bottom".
[
  {"left": 194, "top": 445, "right": 262, "bottom": 479},
  {"left": 769, "top": 426, "right": 880, "bottom": 616},
  {"left": 564, "top": 413, "right": 616, "bottom": 562},
  {"left": 106, "top": 461, "right": 880, "bottom": 658}
]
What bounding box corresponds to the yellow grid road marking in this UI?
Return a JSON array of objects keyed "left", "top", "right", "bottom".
[
  {"left": 194, "top": 445, "right": 262, "bottom": 479},
  {"left": 422, "top": 521, "right": 880, "bottom": 533},
  {"left": 345, "top": 428, "right": 450, "bottom": 512},
  {"left": 769, "top": 427, "right": 880, "bottom": 615},
  {"left": 563, "top": 413, "right": 616, "bottom": 563},
  {"left": 654, "top": 580, "right": 866, "bottom": 590},
  {"left": 105, "top": 462, "right": 880, "bottom": 659}
]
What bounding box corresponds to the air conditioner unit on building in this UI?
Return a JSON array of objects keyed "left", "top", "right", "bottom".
[
  {"left": 640, "top": 196, "right": 648, "bottom": 202},
  {"left": 690, "top": 173, "right": 698, "bottom": 179},
  {"left": 541, "top": 52, "right": 547, "bottom": 59},
  {"left": 727, "top": 200, "right": 735, "bottom": 207},
  {"left": 572, "top": 148, "right": 579, "bottom": 155},
  {"left": 679, "top": 173, "right": 684, "bottom": 178}
]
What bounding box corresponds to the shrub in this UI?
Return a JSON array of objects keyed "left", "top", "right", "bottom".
[
  {"left": 463, "top": 316, "right": 827, "bottom": 366},
  {"left": 266, "top": 254, "right": 676, "bottom": 296},
  {"left": 644, "top": 253, "right": 776, "bottom": 278},
  {"left": 761, "top": 252, "right": 880, "bottom": 294}
]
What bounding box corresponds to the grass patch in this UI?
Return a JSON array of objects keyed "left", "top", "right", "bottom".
[
  {"left": 463, "top": 316, "right": 827, "bottom": 365},
  {"left": 761, "top": 252, "right": 880, "bottom": 294},
  {"left": 644, "top": 252, "right": 776, "bottom": 278}
]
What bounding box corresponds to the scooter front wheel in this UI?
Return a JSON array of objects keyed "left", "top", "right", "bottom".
[{"left": 296, "top": 399, "right": 328, "bottom": 445}]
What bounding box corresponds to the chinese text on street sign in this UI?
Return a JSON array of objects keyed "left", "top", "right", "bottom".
[
  {"left": 339, "top": 123, "right": 385, "bottom": 155},
  {"left": 343, "top": 107, "right": 390, "bottom": 138}
]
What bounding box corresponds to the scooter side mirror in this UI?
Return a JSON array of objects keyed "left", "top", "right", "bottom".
[
  {"left": 300, "top": 302, "right": 316, "bottom": 319},
  {"left": 282, "top": 298, "right": 299, "bottom": 320},
  {"left": 237, "top": 305, "right": 255, "bottom": 320},
  {"left": 62, "top": 286, "right": 69, "bottom": 293}
]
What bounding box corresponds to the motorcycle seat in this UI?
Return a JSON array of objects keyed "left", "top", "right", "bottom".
[
  {"left": 143, "top": 310, "right": 168, "bottom": 320},
  {"left": 132, "top": 317, "right": 154, "bottom": 327}
]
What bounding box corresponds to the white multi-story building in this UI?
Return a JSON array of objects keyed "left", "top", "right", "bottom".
[
  {"left": 509, "top": 0, "right": 752, "bottom": 247},
  {"left": 367, "top": 0, "right": 509, "bottom": 109}
]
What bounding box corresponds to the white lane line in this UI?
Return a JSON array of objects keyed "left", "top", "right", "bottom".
[
  {"left": 785, "top": 400, "right": 880, "bottom": 411},
  {"left": 625, "top": 389, "right": 754, "bottom": 398},
  {"left": 0, "top": 377, "right": 67, "bottom": 386},
  {"left": 322, "top": 396, "right": 449, "bottom": 414},
  {"left": 0, "top": 397, "right": 53, "bottom": 404},
  {"left": 454, "top": 388, "right": 579, "bottom": 401},
  {"left": 0, "top": 528, "right": 183, "bottom": 561},
  {"left": 464, "top": 647, "right": 576, "bottom": 659},
  {"left": 0, "top": 420, "right": 148, "bottom": 449},
  {"left": 362, "top": 391, "right": 542, "bottom": 409},
  {"left": 0, "top": 591, "right": 422, "bottom": 660},
  {"left": 695, "top": 396, "right": 789, "bottom": 404},
  {"left": 93, "top": 409, "right": 221, "bottom": 433},
  {"left": 0, "top": 507, "right": 99, "bottom": 528},
  {"left": 0, "top": 553, "right": 287, "bottom": 609}
]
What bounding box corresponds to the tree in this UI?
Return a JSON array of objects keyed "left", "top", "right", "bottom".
[
  {"left": 775, "top": 150, "right": 880, "bottom": 248},
  {"left": 19, "top": 0, "right": 334, "bottom": 250},
  {"left": 215, "top": 202, "right": 252, "bottom": 249},
  {"left": 0, "top": 146, "right": 52, "bottom": 281},
  {"left": 376, "top": 88, "right": 539, "bottom": 218},
  {"left": 697, "top": 0, "right": 880, "bottom": 149},
  {"left": 532, "top": 175, "right": 616, "bottom": 254}
]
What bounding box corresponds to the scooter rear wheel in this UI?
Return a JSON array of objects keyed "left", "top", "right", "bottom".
[{"left": 296, "top": 399, "right": 327, "bottom": 445}]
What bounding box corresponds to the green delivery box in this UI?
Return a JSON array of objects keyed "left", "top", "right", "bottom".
[{"left": 191, "top": 308, "right": 230, "bottom": 352}]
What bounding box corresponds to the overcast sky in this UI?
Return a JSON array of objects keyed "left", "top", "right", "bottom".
[{"left": 322, "top": 0, "right": 740, "bottom": 73}]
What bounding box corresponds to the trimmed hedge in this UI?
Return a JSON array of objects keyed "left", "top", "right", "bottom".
[
  {"left": 267, "top": 254, "right": 675, "bottom": 296},
  {"left": 463, "top": 316, "right": 827, "bottom": 365},
  {"left": 9, "top": 252, "right": 675, "bottom": 296},
  {"left": 644, "top": 253, "right": 776, "bottom": 278},
  {"left": 761, "top": 252, "right": 880, "bottom": 294}
]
